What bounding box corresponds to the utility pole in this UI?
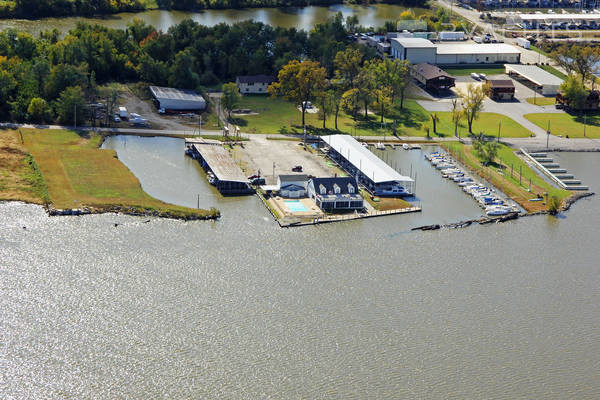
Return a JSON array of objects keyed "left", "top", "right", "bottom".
[
  {"left": 584, "top": 113, "right": 587, "bottom": 137},
  {"left": 546, "top": 120, "right": 551, "bottom": 149},
  {"left": 497, "top": 120, "right": 501, "bottom": 142}
]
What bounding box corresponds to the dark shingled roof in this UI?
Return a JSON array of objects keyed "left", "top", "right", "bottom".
[
  {"left": 412, "top": 63, "right": 453, "bottom": 81},
  {"left": 488, "top": 80, "right": 515, "bottom": 89},
  {"left": 236, "top": 75, "right": 276, "bottom": 84},
  {"left": 310, "top": 177, "right": 358, "bottom": 195}
]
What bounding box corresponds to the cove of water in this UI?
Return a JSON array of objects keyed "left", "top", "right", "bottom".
[{"left": 1, "top": 136, "right": 599, "bottom": 398}]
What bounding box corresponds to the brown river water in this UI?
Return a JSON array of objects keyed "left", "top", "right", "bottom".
[
  {"left": 1, "top": 136, "right": 599, "bottom": 398},
  {"left": 0, "top": 4, "right": 410, "bottom": 36}
]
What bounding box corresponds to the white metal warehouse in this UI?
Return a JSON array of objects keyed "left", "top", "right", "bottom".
[
  {"left": 505, "top": 64, "right": 564, "bottom": 95},
  {"left": 149, "top": 86, "right": 207, "bottom": 111},
  {"left": 436, "top": 43, "right": 521, "bottom": 65},
  {"left": 391, "top": 38, "right": 522, "bottom": 65},
  {"left": 321, "top": 135, "right": 415, "bottom": 196}
]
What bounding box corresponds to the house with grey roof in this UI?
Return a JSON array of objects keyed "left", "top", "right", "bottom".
[{"left": 307, "top": 177, "right": 363, "bottom": 212}]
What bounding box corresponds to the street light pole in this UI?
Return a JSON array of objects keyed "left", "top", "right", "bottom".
[
  {"left": 584, "top": 113, "right": 587, "bottom": 137},
  {"left": 546, "top": 120, "right": 551, "bottom": 149}
]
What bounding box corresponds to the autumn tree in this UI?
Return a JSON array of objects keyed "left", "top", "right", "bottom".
[
  {"left": 341, "top": 88, "right": 360, "bottom": 119},
  {"left": 221, "top": 82, "right": 241, "bottom": 120},
  {"left": 560, "top": 74, "right": 587, "bottom": 110},
  {"left": 334, "top": 47, "right": 363, "bottom": 89},
  {"left": 55, "top": 86, "right": 86, "bottom": 125},
  {"left": 356, "top": 63, "right": 376, "bottom": 118},
  {"left": 458, "top": 83, "right": 486, "bottom": 134},
  {"left": 27, "top": 97, "right": 51, "bottom": 123},
  {"left": 451, "top": 97, "right": 462, "bottom": 137},
  {"left": 268, "top": 60, "right": 327, "bottom": 126}
]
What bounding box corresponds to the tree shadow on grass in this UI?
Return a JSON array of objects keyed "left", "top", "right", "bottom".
[
  {"left": 573, "top": 113, "right": 600, "bottom": 127},
  {"left": 227, "top": 118, "right": 248, "bottom": 127}
]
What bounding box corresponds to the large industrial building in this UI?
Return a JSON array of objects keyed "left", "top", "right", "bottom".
[
  {"left": 149, "top": 86, "right": 207, "bottom": 111},
  {"left": 390, "top": 38, "right": 521, "bottom": 65}
]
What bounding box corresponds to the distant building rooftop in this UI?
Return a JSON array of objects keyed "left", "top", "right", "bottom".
[
  {"left": 505, "top": 64, "right": 564, "bottom": 86},
  {"left": 488, "top": 80, "right": 515, "bottom": 89},
  {"left": 412, "top": 63, "right": 453, "bottom": 80},
  {"left": 390, "top": 37, "right": 435, "bottom": 48}
]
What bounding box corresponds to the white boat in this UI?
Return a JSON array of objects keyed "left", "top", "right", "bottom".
[
  {"left": 376, "top": 142, "right": 385, "bottom": 150},
  {"left": 374, "top": 184, "right": 408, "bottom": 196},
  {"left": 486, "top": 205, "right": 512, "bottom": 216},
  {"left": 402, "top": 143, "right": 410, "bottom": 150}
]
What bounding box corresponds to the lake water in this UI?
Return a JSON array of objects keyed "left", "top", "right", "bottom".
[
  {"left": 0, "top": 4, "right": 410, "bottom": 36},
  {"left": 2, "top": 136, "right": 599, "bottom": 398}
]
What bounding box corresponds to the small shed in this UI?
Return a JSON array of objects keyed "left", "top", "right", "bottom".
[
  {"left": 411, "top": 63, "right": 456, "bottom": 93},
  {"left": 486, "top": 80, "right": 516, "bottom": 101}
]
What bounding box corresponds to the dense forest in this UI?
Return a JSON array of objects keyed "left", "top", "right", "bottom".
[
  {"left": 0, "top": 0, "right": 427, "bottom": 18},
  {"left": 0, "top": 14, "right": 378, "bottom": 123}
]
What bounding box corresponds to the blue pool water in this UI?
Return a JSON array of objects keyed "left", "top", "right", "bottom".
[{"left": 284, "top": 200, "right": 309, "bottom": 212}]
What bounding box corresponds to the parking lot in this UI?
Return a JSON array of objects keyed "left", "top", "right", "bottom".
[{"left": 235, "top": 136, "right": 337, "bottom": 184}]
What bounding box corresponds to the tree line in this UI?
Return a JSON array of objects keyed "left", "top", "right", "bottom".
[{"left": 0, "top": 14, "right": 378, "bottom": 124}]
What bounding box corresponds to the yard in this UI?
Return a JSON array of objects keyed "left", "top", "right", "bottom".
[
  {"left": 524, "top": 112, "right": 600, "bottom": 138},
  {"left": 525, "top": 97, "right": 556, "bottom": 106},
  {"left": 232, "top": 96, "right": 531, "bottom": 138},
  {"left": 15, "top": 129, "right": 217, "bottom": 217},
  {"left": 443, "top": 65, "right": 506, "bottom": 76},
  {"left": 443, "top": 141, "right": 571, "bottom": 212}
]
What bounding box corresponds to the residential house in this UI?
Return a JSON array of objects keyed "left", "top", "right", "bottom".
[
  {"left": 235, "top": 75, "right": 275, "bottom": 95},
  {"left": 307, "top": 177, "right": 364, "bottom": 211}
]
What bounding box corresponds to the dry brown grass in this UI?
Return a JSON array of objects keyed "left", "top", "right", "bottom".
[{"left": 0, "top": 130, "right": 45, "bottom": 204}]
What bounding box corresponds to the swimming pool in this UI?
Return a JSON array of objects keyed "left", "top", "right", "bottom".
[{"left": 284, "top": 200, "right": 309, "bottom": 212}]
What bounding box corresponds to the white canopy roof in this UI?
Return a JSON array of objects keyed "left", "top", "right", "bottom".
[
  {"left": 505, "top": 64, "right": 564, "bottom": 87},
  {"left": 321, "top": 135, "right": 414, "bottom": 184}
]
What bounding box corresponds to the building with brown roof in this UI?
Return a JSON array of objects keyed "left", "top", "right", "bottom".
[
  {"left": 486, "top": 80, "right": 515, "bottom": 101},
  {"left": 411, "top": 63, "right": 455, "bottom": 93}
]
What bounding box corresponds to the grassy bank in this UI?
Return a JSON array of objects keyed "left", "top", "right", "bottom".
[
  {"left": 3, "top": 129, "right": 218, "bottom": 219},
  {"left": 233, "top": 96, "right": 531, "bottom": 138},
  {"left": 524, "top": 112, "right": 600, "bottom": 138},
  {"left": 360, "top": 189, "right": 411, "bottom": 211},
  {"left": 0, "top": 130, "right": 49, "bottom": 204},
  {"left": 442, "top": 141, "right": 570, "bottom": 212}
]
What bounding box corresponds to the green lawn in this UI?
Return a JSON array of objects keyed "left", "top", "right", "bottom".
[
  {"left": 524, "top": 112, "right": 600, "bottom": 138},
  {"left": 443, "top": 65, "right": 506, "bottom": 76},
  {"left": 526, "top": 97, "right": 556, "bottom": 106},
  {"left": 19, "top": 129, "right": 217, "bottom": 218},
  {"left": 233, "top": 95, "right": 531, "bottom": 138},
  {"left": 443, "top": 141, "right": 571, "bottom": 212},
  {"left": 539, "top": 64, "right": 568, "bottom": 80}
]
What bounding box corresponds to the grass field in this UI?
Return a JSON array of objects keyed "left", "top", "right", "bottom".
[
  {"left": 524, "top": 112, "right": 600, "bottom": 138},
  {"left": 12, "top": 129, "right": 217, "bottom": 218},
  {"left": 526, "top": 97, "right": 556, "bottom": 106},
  {"left": 443, "top": 141, "right": 571, "bottom": 212},
  {"left": 443, "top": 65, "right": 506, "bottom": 76},
  {"left": 0, "top": 130, "right": 48, "bottom": 204},
  {"left": 233, "top": 96, "right": 531, "bottom": 138}
]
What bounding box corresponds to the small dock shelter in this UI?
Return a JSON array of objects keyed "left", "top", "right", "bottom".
[
  {"left": 505, "top": 64, "right": 564, "bottom": 96},
  {"left": 185, "top": 138, "right": 253, "bottom": 195},
  {"left": 321, "top": 135, "right": 415, "bottom": 196}
]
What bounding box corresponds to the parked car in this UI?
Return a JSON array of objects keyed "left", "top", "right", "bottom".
[
  {"left": 248, "top": 174, "right": 260, "bottom": 180},
  {"left": 113, "top": 115, "right": 121, "bottom": 122},
  {"left": 158, "top": 108, "right": 166, "bottom": 114},
  {"left": 292, "top": 165, "right": 303, "bottom": 172}
]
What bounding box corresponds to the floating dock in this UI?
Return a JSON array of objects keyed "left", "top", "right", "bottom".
[
  {"left": 185, "top": 138, "right": 254, "bottom": 195},
  {"left": 521, "top": 149, "right": 588, "bottom": 191}
]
